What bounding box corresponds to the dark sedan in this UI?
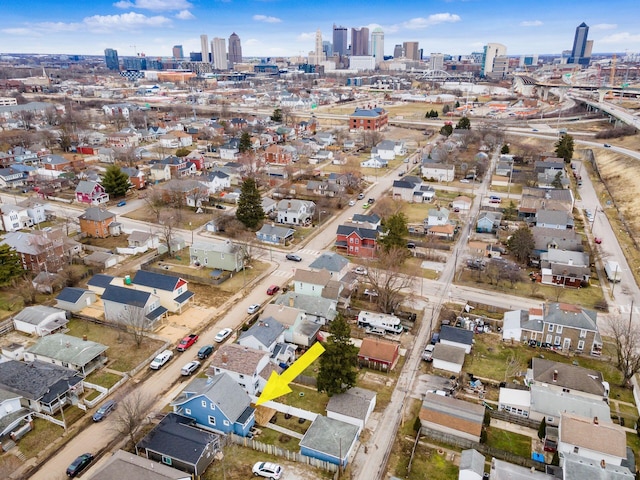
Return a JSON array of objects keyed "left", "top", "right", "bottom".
[
  {"left": 286, "top": 254, "right": 302, "bottom": 262},
  {"left": 66, "top": 453, "right": 94, "bottom": 477}
]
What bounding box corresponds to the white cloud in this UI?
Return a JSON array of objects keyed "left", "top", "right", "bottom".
[
  {"left": 37, "top": 22, "right": 82, "bottom": 32},
  {"left": 296, "top": 32, "right": 316, "bottom": 42},
  {"left": 252, "top": 15, "right": 282, "bottom": 23},
  {"left": 400, "top": 13, "right": 461, "bottom": 30},
  {"left": 592, "top": 23, "right": 617, "bottom": 31},
  {"left": 113, "top": 0, "right": 192, "bottom": 11},
  {"left": 2, "top": 28, "right": 38, "bottom": 36},
  {"left": 175, "top": 10, "right": 194, "bottom": 20},
  {"left": 83, "top": 12, "right": 171, "bottom": 31},
  {"left": 520, "top": 20, "right": 542, "bottom": 27},
  {"left": 599, "top": 32, "right": 640, "bottom": 44}
]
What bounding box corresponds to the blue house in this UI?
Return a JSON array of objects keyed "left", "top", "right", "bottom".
[
  {"left": 256, "top": 224, "right": 295, "bottom": 245},
  {"left": 170, "top": 373, "right": 255, "bottom": 437},
  {"left": 299, "top": 416, "right": 359, "bottom": 468}
]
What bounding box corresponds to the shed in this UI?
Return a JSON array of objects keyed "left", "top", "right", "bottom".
[
  {"left": 326, "top": 387, "right": 376, "bottom": 432},
  {"left": 419, "top": 393, "right": 485, "bottom": 442},
  {"left": 13, "top": 306, "right": 68, "bottom": 337},
  {"left": 299, "top": 416, "right": 359, "bottom": 468},
  {"left": 439, "top": 325, "right": 474, "bottom": 354},
  {"left": 55, "top": 288, "right": 97, "bottom": 313},
  {"left": 431, "top": 343, "right": 466, "bottom": 374},
  {"left": 357, "top": 337, "right": 400, "bottom": 371},
  {"left": 459, "top": 449, "right": 486, "bottom": 480}
]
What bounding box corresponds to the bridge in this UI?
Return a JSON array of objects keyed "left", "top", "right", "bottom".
[
  {"left": 513, "top": 74, "right": 640, "bottom": 103},
  {"left": 413, "top": 69, "right": 475, "bottom": 82}
]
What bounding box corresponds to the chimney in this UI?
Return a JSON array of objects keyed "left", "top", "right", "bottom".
[
  {"left": 600, "top": 459, "right": 606, "bottom": 469},
  {"left": 221, "top": 353, "right": 228, "bottom": 365},
  {"left": 553, "top": 370, "right": 558, "bottom": 382},
  {"left": 289, "top": 296, "right": 295, "bottom": 308},
  {"left": 594, "top": 416, "right": 599, "bottom": 425}
]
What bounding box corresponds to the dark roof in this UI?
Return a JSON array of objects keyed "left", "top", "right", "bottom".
[
  {"left": 56, "top": 287, "right": 91, "bottom": 304},
  {"left": 393, "top": 180, "right": 417, "bottom": 189},
  {"left": 132, "top": 270, "right": 183, "bottom": 291},
  {"left": 174, "top": 291, "right": 195, "bottom": 304},
  {"left": 87, "top": 274, "right": 115, "bottom": 288},
  {"left": 146, "top": 306, "right": 168, "bottom": 320},
  {"left": 137, "top": 413, "right": 219, "bottom": 465},
  {"left": 102, "top": 285, "right": 152, "bottom": 307},
  {"left": 351, "top": 213, "right": 381, "bottom": 224},
  {"left": 336, "top": 224, "right": 378, "bottom": 240},
  {"left": 78, "top": 207, "right": 115, "bottom": 222},
  {"left": 0, "top": 360, "right": 82, "bottom": 402},
  {"left": 439, "top": 325, "right": 474, "bottom": 346}
]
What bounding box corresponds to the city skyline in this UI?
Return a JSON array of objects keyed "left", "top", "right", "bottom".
[{"left": 2, "top": 0, "right": 640, "bottom": 58}]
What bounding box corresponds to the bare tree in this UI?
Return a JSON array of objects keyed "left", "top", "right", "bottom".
[
  {"left": 365, "top": 248, "right": 415, "bottom": 313},
  {"left": 504, "top": 352, "right": 525, "bottom": 382},
  {"left": 110, "top": 390, "right": 153, "bottom": 447},
  {"left": 607, "top": 315, "right": 640, "bottom": 386},
  {"left": 145, "top": 188, "right": 166, "bottom": 223},
  {"left": 159, "top": 211, "right": 178, "bottom": 256},
  {"left": 118, "top": 304, "right": 151, "bottom": 348},
  {"left": 115, "top": 147, "right": 138, "bottom": 168}
]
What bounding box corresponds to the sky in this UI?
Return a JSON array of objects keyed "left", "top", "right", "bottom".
[{"left": 2, "top": 0, "right": 640, "bottom": 59}]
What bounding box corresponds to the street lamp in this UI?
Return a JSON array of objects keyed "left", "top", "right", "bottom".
[{"left": 318, "top": 210, "right": 327, "bottom": 225}]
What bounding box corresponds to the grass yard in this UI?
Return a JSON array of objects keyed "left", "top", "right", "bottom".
[
  {"left": 390, "top": 441, "right": 459, "bottom": 480},
  {"left": 255, "top": 426, "right": 303, "bottom": 450},
  {"left": 278, "top": 384, "right": 329, "bottom": 415},
  {"left": 18, "top": 417, "right": 64, "bottom": 459},
  {"left": 124, "top": 206, "right": 211, "bottom": 230},
  {"left": 85, "top": 370, "right": 123, "bottom": 389},
  {"left": 0, "top": 290, "right": 24, "bottom": 321},
  {"left": 485, "top": 427, "right": 531, "bottom": 458}
]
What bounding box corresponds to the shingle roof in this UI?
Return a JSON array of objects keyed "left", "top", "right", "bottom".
[
  {"left": 560, "top": 413, "right": 626, "bottom": 458},
  {"left": 209, "top": 343, "right": 269, "bottom": 376},
  {"left": 26, "top": 333, "right": 107, "bottom": 366},
  {"left": 419, "top": 393, "right": 484, "bottom": 437},
  {"left": 326, "top": 387, "right": 375, "bottom": 421},
  {"left": 544, "top": 302, "right": 598, "bottom": 331},
  {"left": 239, "top": 318, "right": 285, "bottom": 348},
  {"left": 75, "top": 180, "right": 101, "bottom": 194},
  {"left": 293, "top": 268, "right": 331, "bottom": 286},
  {"left": 299, "top": 416, "right": 359, "bottom": 458},
  {"left": 102, "top": 285, "right": 153, "bottom": 307},
  {"left": 89, "top": 449, "right": 189, "bottom": 480},
  {"left": 336, "top": 224, "right": 378, "bottom": 240},
  {"left": 358, "top": 338, "right": 399, "bottom": 363},
  {"left": 0, "top": 360, "right": 82, "bottom": 401},
  {"left": 440, "top": 325, "right": 474, "bottom": 346},
  {"left": 132, "top": 270, "right": 183, "bottom": 291},
  {"left": 78, "top": 207, "right": 115, "bottom": 222},
  {"left": 56, "top": 287, "right": 92, "bottom": 304},
  {"left": 87, "top": 274, "right": 115, "bottom": 288},
  {"left": 308, "top": 252, "right": 349, "bottom": 273},
  {"left": 432, "top": 343, "right": 466, "bottom": 365},
  {"left": 530, "top": 357, "right": 605, "bottom": 395}
]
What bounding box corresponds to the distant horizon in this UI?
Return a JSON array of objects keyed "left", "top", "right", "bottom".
[{"left": 2, "top": 1, "right": 639, "bottom": 58}]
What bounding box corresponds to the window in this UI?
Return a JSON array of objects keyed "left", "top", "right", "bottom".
[
  {"left": 548, "top": 324, "right": 554, "bottom": 333},
  {"left": 208, "top": 416, "right": 216, "bottom": 426},
  {"left": 239, "top": 374, "right": 244, "bottom": 379},
  {"left": 223, "top": 420, "right": 230, "bottom": 426},
  {"left": 201, "top": 400, "right": 207, "bottom": 407},
  {"left": 546, "top": 334, "right": 552, "bottom": 344},
  {"left": 573, "top": 446, "right": 579, "bottom": 454},
  {"left": 355, "top": 238, "right": 359, "bottom": 244},
  {"left": 349, "top": 237, "right": 354, "bottom": 244},
  {"left": 562, "top": 388, "right": 570, "bottom": 393},
  {"left": 577, "top": 340, "right": 585, "bottom": 351},
  {"left": 185, "top": 408, "right": 191, "bottom": 415},
  {"left": 556, "top": 325, "right": 563, "bottom": 334},
  {"left": 554, "top": 336, "right": 561, "bottom": 346},
  {"left": 162, "top": 455, "right": 172, "bottom": 466},
  {"left": 579, "top": 329, "right": 587, "bottom": 338},
  {"left": 210, "top": 403, "right": 216, "bottom": 410}
]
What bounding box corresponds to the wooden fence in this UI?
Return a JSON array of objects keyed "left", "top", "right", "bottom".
[{"left": 0, "top": 318, "right": 14, "bottom": 336}]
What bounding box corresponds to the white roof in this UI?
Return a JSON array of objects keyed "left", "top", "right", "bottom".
[{"left": 498, "top": 388, "right": 531, "bottom": 408}]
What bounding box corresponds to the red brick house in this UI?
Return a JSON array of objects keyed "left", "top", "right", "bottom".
[
  {"left": 335, "top": 224, "right": 378, "bottom": 258},
  {"left": 75, "top": 181, "right": 109, "bottom": 205},
  {"left": 358, "top": 337, "right": 400, "bottom": 371},
  {"left": 78, "top": 207, "right": 118, "bottom": 238},
  {"left": 264, "top": 144, "right": 294, "bottom": 165},
  {"left": 349, "top": 107, "right": 388, "bottom": 131},
  {"left": 1, "top": 229, "right": 65, "bottom": 273},
  {"left": 122, "top": 167, "right": 146, "bottom": 190}
]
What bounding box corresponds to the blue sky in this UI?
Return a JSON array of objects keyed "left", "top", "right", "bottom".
[{"left": 2, "top": 0, "right": 640, "bottom": 58}]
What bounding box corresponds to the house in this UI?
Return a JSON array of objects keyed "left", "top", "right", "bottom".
[
  {"left": 558, "top": 413, "right": 627, "bottom": 466},
  {"left": 527, "top": 383, "right": 611, "bottom": 427},
  {"left": 326, "top": 387, "right": 376, "bottom": 432},
  {"left": 299, "top": 415, "right": 360, "bottom": 468},
  {"left": 350, "top": 213, "right": 382, "bottom": 228},
  {"left": 488, "top": 458, "right": 555, "bottom": 480},
  {"left": 360, "top": 156, "right": 388, "bottom": 169},
  {"left": 561, "top": 453, "right": 634, "bottom": 480},
  {"left": 136, "top": 413, "right": 220, "bottom": 477},
  {"left": 171, "top": 373, "right": 255, "bottom": 437},
  {"left": 276, "top": 199, "right": 315, "bottom": 226},
  {"left": 540, "top": 250, "right": 590, "bottom": 288},
  {"left": 501, "top": 307, "right": 544, "bottom": 342},
  {"left": 281, "top": 316, "right": 322, "bottom": 349},
  {"left": 392, "top": 177, "right": 435, "bottom": 203},
  {"left": 78, "top": 207, "right": 118, "bottom": 238},
  {"left": 149, "top": 163, "right": 171, "bottom": 183},
  {"left": 16, "top": 197, "right": 47, "bottom": 226},
  {"left": 425, "top": 207, "right": 450, "bottom": 227},
  {"left": 535, "top": 210, "right": 574, "bottom": 230},
  {"left": 274, "top": 293, "right": 338, "bottom": 325},
  {"left": 83, "top": 251, "right": 121, "bottom": 269},
  {"left": 372, "top": 140, "right": 398, "bottom": 160},
  {"left": 41, "top": 155, "right": 71, "bottom": 172},
  {"left": 458, "top": 449, "right": 486, "bottom": 480},
  {"left": 292, "top": 269, "right": 332, "bottom": 297},
  {"left": 265, "top": 144, "right": 295, "bottom": 165},
  {"left": 0, "top": 167, "right": 26, "bottom": 188},
  {"left": 32, "top": 271, "right": 65, "bottom": 294},
  {"left": 0, "top": 389, "right": 31, "bottom": 439},
  {"left": 256, "top": 224, "right": 295, "bottom": 245},
  {"left": 159, "top": 131, "right": 193, "bottom": 148},
  {"left": 452, "top": 196, "right": 473, "bottom": 211},
  {"left": 86, "top": 274, "right": 116, "bottom": 296},
  {"left": 0, "top": 204, "right": 31, "bottom": 232},
  {"left": 1, "top": 229, "right": 66, "bottom": 273},
  {"left": 12, "top": 305, "right": 68, "bottom": 336},
  {"left": 0, "top": 360, "right": 83, "bottom": 415},
  {"left": 306, "top": 180, "right": 345, "bottom": 198},
  {"left": 106, "top": 132, "right": 139, "bottom": 149},
  {"left": 421, "top": 162, "right": 455, "bottom": 182},
  {"left": 439, "top": 326, "right": 474, "bottom": 354},
  {"left": 518, "top": 187, "right": 574, "bottom": 219},
  {"left": 238, "top": 318, "right": 286, "bottom": 353},
  {"left": 208, "top": 343, "right": 276, "bottom": 396},
  {"left": 531, "top": 227, "right": 583, "bottom": 260},
  {"left": 531, "top": 303, "right": 602, "bottom": 355},
  {"left": 476, "top": 211, "right": 502, "bottom": 233},
  {"left": 419, "top": 393, "right": 485, "bottom": 442},
  {"left": 132, "top": 270, "right": 194, "bottom": 314},
  {"left": 308, "top": 252, "right": 349, "bottom": 279},
  {"left": 101, "top": 284, "right": 168, "bottom": 326},
  {"left": 121, "top": 167, "right": 146, "bottom": 190},
  {"left": 89, "top": 449, "right": 191, "bottom": 480},
  {"left": 156, "top": 156, "right": 196, "bottom": 178},
  {"left": 431, "top": 343, "right": 466, "bottom": 374},
  {"left": 189, "top": 241, "right": 244, "bottom": 272},
  {"left": 126, "top": 231, "right": 160, "bottom": 252},
  {"left": 349, "top": 107, "right": 388, "bottom": 131},
  {"left": 497, "top": 388, "right": 532, "bottom": 419},
  {"left": 24, "top": 333, "right": 108, "bottom": 376},
  {"left": 200, "top": 170, "right": 230, "bottom": 194},
  {"left": 75, "top": 181, "right": 109, "bottom": 205},
  {"left": 335, "top": 224, "right": 378, "bottom": 258},
  {"left": 358, "top": 337, "right": 400, "bottom": 371},
  {"left": 55, "top": 288, "right": 97, "bottom": 313},
  {"left": 261, "top": 197, "right": 278, "bottom": 215}
]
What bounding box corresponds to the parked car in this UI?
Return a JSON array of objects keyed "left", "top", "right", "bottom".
[
  {"left": 604, "top": 143, "right": 611, "bottom": 148},
  {"left": 594, "top": 237, "right": 602, "bottom": 244},
  {"left": 348, "top": 199, "right": 356, "bottom": 206},
  {"left": 357, "top": 193, "right": 365, "bottom": 200},
  {"left": 364, "top": 288, "right": 379, "bottom": 297},
  {"left": 266, "top": 285, "right": 280, "bottom": 295},
  {"left": 92, "top": 399, "right": 117, "bottom": 422},
  {"left": 354, "top": 266, "right": 367, "bottom": 275},
  {"left": 197, "top": 344, "right": 214, "bottom": 359},
  {"left": 214, "top": 204, "right": 226, "bottom": 209},
  {"left": 252, "top": 461, "right": 283, "bottom": 479},
  {"left": 489, "top": 196, "right": 501, "bottom": 204},
  {"left": 214, "top": 327, "right": 233, "bottom": 343},
  {"left": 66, "top": 453, "right": 94, "bottom": 477},
  {"left": 176, "top": 334, "right": 198, "bottom": 352},
  {"left": 422, "top": 344, "right": 435, "bottom": 362},
  {"left": 430, "top": 332, "right": 440, "bottom": 345},
  {"left": 459, "top": 179, "right": 470, "bottom": 183},
  {"left": 367, "top": 198, "right": 375, "bottom": 204},
  {"left": 407, "top": 242, "right": 416, "bottom": 249},
  {"left": 247, "top": 304, "right": 261, "bottom": 314},
  {"left": 116, "top": 200, "right": 126, "bottom": 207},
  {"left": 150, "top": 350, "right": 173, "bottom": 369},
  {"left": 285, "top": 253, "right": 302, "bottom": 262},
  {"left": 181, "top": 360, "right": 201, "bottom": 376}
]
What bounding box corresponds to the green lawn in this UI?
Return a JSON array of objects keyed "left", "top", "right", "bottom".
[
  {"left": 485, "top": 427, "right": 531, "bottom": 458},
  {"left": 391, "top": 442, "right": 459, "bottom": 480}
]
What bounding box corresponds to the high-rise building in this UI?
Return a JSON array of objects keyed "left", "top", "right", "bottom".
[
  {"left": 333, "top": 24, "right": 348, "bottom": 56},
  {"left": 403, "top": 42, "right": 419, "bottom": 61},
  {"left": 568, "top": 22, "right": 590, "bottom": 66},
  {"left": 190, "top": 52, "right": 203, "bottom": 62},
  {"left": 172, "top": 45, "right": 183, "bottom": 60},
  {"left": 200, "top": 34, "right": 210, "bottom": 62},
  {"left": 351, "top": 27, "right": 369, "bottom": 56},
  {"left": 429, "top": 53, "right": 444, "bottom": 71},
  {"left": 482, "top": 43, "right": 507, "bottom": 78},
  {"left": 228, "top": 33, "right": 242, "bottom": 66},
  {"left": 322, "top": 41, "right": 333, "bottom": 58},
  {"left": 393, "top": 44, "right": 404, "bottom": 58},
  {"left": 211, "top": 38, "right": 227, "bottom": 70},
  {"left": 104, "top": 48, "right": 119, "bottom": 71},
  {"left": 371, "top": 28, "right": 384, "bottom": 65},
  {"left": 315, "top": 29, "right": 323, "bottom": 60}
]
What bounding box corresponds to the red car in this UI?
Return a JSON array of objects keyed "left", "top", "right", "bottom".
[
  {"left": 594, "top": 237, "right": 602, "bottom": 244},
  {"left": 266, "top": 285, "right": 280, "bottom": 295}
]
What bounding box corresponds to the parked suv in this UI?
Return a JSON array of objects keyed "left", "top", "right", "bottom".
[
  {"left": 92, "top": 399, "right": 117, "bottom": 422},
  {"left": 197, "top": 344, "right": 214, "bottom": 359}
]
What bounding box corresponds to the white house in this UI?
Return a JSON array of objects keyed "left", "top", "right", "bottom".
[
  {"left": 431, "top": 343, "right": 466, "bottom": 374},
  {"left": 0, "top": 204, "right": 31, "bottom": 232},
  {"left": 426, "top": 207, "right": 450, "bottom": 227},
  {"left": 451, "top": 196, "right": 472, "bottom": 211},
  {"left": 422, "top": 163, "right": 455, "bottom": 182},
  {"left": 497, "top": 388, "right": 531, "bottom": 419},
  {"left": 209, "top": 343, "right": 272, "bottom": 396},
  {"left": 372, "top": 140, "right": 397, "bottom": 160},
  {"left": 501, "top": 308, "right": 544, "bottom": 342},
  {"left": 292, "top": 269, "right": 332, "bottom": 298},
  {"left": 276, "top": 199, "right": 315, "bottom": 226},
  {"left": 149, "top": 163, "right": 171, "bottom": 183},
  {"left": 200, "top": 171, "right": 231, "bottom": 194},
  {"left": 360, "top": 156, "right": 388, "bottom": 169},
  {"left": 13, "top": 306, "right": 68, "bottom": 336},
  {"left": 558, "top": 413, "right": 627, "bottom": 466},
  {"left": 159, "top": 131, "right": 193, "bottom": 148}
]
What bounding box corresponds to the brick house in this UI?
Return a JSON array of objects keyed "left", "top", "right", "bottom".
[
  {"left": 335, "top": 224, "right": 378, "bottom": 258},
  {"left": 78, "top": 207, "right": 118, "bottom": 238},
  {"left": 264, "top": 144, "right": 295, "bottom": 165},
  {"left": 358, "top": 337, "right": 400, "bottom": 371},
  {"left": 349, "top": 107, "right": 388, "bottom": 131},
  {"left": 1, "top": 229, "right": 65, "bottom": 273},
  {"left": 121, "top": 167, "right": 146, "bottom": 190},
  {"left": 75, "top": 181, "right": 109, "bottom": 205},
  {"left": 106, "top": 132, "right": 139, "bottom": 149}
]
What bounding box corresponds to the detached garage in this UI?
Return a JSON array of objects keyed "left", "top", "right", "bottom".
[
  {"left": 13, "top": 306, "right": 68, "bottom": 337},
  {"left": 432, "top": 343, "right": 466, "bottom": 374}
]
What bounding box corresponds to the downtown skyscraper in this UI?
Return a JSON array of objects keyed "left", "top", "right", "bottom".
[
  {"left": 228, "top": 33, "right": 242, "bottom": 66},
  {"left": 200, "top": 34, "right": 210, "bottom": 62},
  {"left": 104, "top": 48, "right": 119, "bottom": 70},
  {"left": 568, "top": 22, "right": 592, "bottom": 66},
  {"left": 371, "top": 28, "right": 384, "bottom": 65},
  {"left": 333, "top": 24, "right": 348, "bottom": 56},
  {"left": 211, "top": 37, "right": 227, "bottom": 70},
  {"left": 351, "top": 27, "right": 369, "bottom": 56}
]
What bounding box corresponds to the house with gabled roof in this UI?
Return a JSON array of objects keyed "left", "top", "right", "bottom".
[
  {"left": 171, "top": 373, "right": 255, "bottom": 437},
  {"left": 1, "top": 229, "right": 66, "bottom": 273},
  {"left": 292, "top": 268, "right": 332, "bottom": 297},
  {"left": 535, "top": 210, "right": 574, "bottom": 230},
  {"left": 149, "top": 163, "right": 171, "bottom": 183},
  {"left": 432, "top": 343, "right": 466, "bottom": 374},
  {"left": 350, "top": 213, "right": 381, "bottom": 228},
  {"left": 24, "top": 333, "right": 108, "bottom": 376},
  {"left": 199, "top": 170, "right": 230, "bottom": 194},
  {"left": 419, "top": 392, "right": 485, "bottom": 442},
  {"left": 335, "top": 224, "right": 378, "bottom": 258},
  {"left": 136, "top": 413, "right": 220, "bottom": 478},
  {"left": 1, "top": 203, "right": 32, "bottom": 232},
  {"left": 89, "top": 449, "right": 191, "bottom": 480},
  {"left": 55, "top": 287, "right": 97, "bottom": 313},
  {"left": 273, "top": 293, "right": 338, "bottom": 325},
  {"left": 101, "top": 284, "right": 167, "bottom": 325},
  {"left": 86, "top": 274, "right": 116, "bottom": 296},
  {"left": 421, "top": 161, "right": 455, "bottom": 182},
  {"left": 326, "top": 387, "right": 376, "bottom": 432},
  {"left": 531, "top": 303, "right": 602, "bottom": 355},
  {"left": 358, "top": 337, "right": 400, "bottom": 371},
  {"left": 299, "top": 415, "right": 360, "bottom": 468},
  {"left": 189, "top": 241, "right": 244, "bottom": 272},
  {"left": 256, "top": 223, "right": 295, "bottom": 245},
  {"left": 308, "top": 252, "right": 349, "bottom": 279},
  {"left": 12, "top": 305, "right": 68, "bottom": 336},
  {"left": 238, "top": 318, "right": 286, "bottom": 353},
  {"left": 439, "top": 325, "right": 474, "bottom": 354},
  {"left": 276, "top": 199, "right": 315, "bottom": 226},
  {"left": 78, "top": 207, "right": 118, "bottom": 238},
  {"left": 75, "top": 181, "right": 109, "bottom": 205},
  {"left": 476, "top": 211, "right": 502, "bottom": 233},
  {"left": 131, "top": 270, "right": 194, "bottom": 314},
  {"left": 559, "top": 413, "right": 628, "bottom": 467},
  {"left": 121, "top": 167, "right": 146, "bottom": 190},
  {"left": 208, "top": 343, "right": 277, "bottom": 396},
  {"left": 540, "top": 249, "right": 590, "bottom": 288}
]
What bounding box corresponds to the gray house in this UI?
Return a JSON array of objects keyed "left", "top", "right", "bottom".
[
  {"left": 238, "top": 318, "right": 286, "bottom": 353},
  {"left": 89, "top": 449, "right": 191, "bottom": 480},
  {"left": 256, "top": 224, "right": 295, "bottom": 245},
  {"left": 24, "top": 333, "right": 108, "bottom": 376},
  {"left": 101, "top": 285, "right": 167, "bottom": 326},
  {"left": 189, "top": 241, "right": 244, "bottom": 272},
  {"left": 55, "top": 287, "right": 97, "bottom": 313}
]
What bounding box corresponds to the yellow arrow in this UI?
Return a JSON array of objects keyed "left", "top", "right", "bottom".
[{"left": 256, "top": 342, "right": 325, "bottom": 405}]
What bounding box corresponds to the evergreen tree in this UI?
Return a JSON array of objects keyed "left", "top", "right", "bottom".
[
  {"left": 440, "top": 124, "right": 453, "bottom": 136},
  {"left": 503, "top": 200, "right": 517, "bottom": 221},
  {"left": 379, "top": 212, "right": 409, "bottom": 253},
  {"left": 538, "top": 418, "right": 547, "bottom": 440},
  {"left": 101, "top": 165, "right": 131, "bottom": 198},
  {"left": 317, "top": 314, "right": 358, "bottom": 397},
  {"left": 551, "top": 171, "right": 564, "bottom": 189},
  {"left": 501, "top": 144, "right": 510, "bottom": 154},
  {"left": 442, "top": 105, "right": 450, "bottom": 115},
  {"left": 235, "top": 178, "right": 264, "bottom": 229},
  {"left": 507, "top": 226, "right": 535, "bottom": 264},
  {"left": 175, "top": 147, "right": 191, "bottom": 157},
  {"left": 455, "top": 100, "right": 460, "bottom": 108},
  {"left": 455, "top": 116, "right": 471, "bottom": 130},
  {"left": 239, "top": 132, "right": 252, "bottom": 153},
  {"left": 271, "top": 108, "right": 283, "bottom": 123},
  {"left": 554, "top": 133, "right": 574, "bottom": 163},
  {"left": 0, "top": 244, "right": 23, "bottom": 287}
]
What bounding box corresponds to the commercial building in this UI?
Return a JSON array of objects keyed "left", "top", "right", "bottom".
[
  {"left": 351, "top": 27, "right": 369, "bottom": 56},
  {"left": 228, "top": 33, "right": 242, "bottom": 66},
  {"left": 482, "top": 42, "right": 507, "bottom": 78},
  {"left": 200, "top": 34, "right": 210, "bottom": 63},
  {"left": 172, "top": 45, "right": 183, "bottom": 60},
  {"left": 211, "top": 37, "right": 227, "bottom": 70},
  {"left": 333, "top": 25, "right": 348, "bottom": 56},
  {"left": 104, "top": 48, "right": 119, "bottom": 71},
  {"left": 403, "top": 42, "right": 420, "bottom": 61},
  {"left": 371, "top": 28, "right": 384, "bottom": 65},
  {"left": 568, "top": 22, "right": 592, "bottom": 66}
]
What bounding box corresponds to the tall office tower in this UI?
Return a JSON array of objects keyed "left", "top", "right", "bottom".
[
  {"left": 351, "top": 27, "right": 370, "bottom": 56},
  {"left": 333, "top": 24, "right": 348, "bottom": 56},
  {"left": 371, "top": 28, "right": 384, "bottom": 65},
  {"left": 228, "top": 32, "right": 243, "bottom": 66},
  {"left": 481, "top": 43, "right": 507, "bottom": 77},
  {"left": 393, "top": 44, "right": 404, "bottom": 58},
  {"left": 403, "top": 42, "right": 420, "bottom": 61},
  {"left": 568, "top": 22, "right": 590, "bottom": 66},
  {"left": 172, "top": 45, "right": 183, "bottom": 60},
  {"left": 322, "top": 41, "right": 333, "bottom": 58},
  {"left": 211, "top": 37, "right": 227, "bottom": 70},
  {"left": 104, "top": 48, "right": 119, "bottom": 70},
  {"left": 429, "top": 53, "right": 444, "bottom": 71},
  {"left": 315, "top": 29, "right": 323, "bottom": 59},
  {"left": 200, "top": 34, "right": 210, "bottom": 62}
]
